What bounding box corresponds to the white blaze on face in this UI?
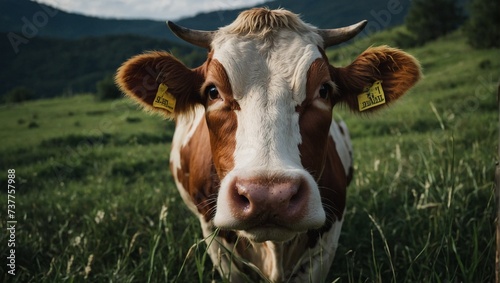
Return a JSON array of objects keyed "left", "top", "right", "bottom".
[{"left": 211, "top": 28, "right": 327, "bottom": 234}]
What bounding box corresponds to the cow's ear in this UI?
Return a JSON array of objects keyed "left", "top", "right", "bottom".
[
  {"left": 115, "top": 51, "right": 205, "bottom": 118},
  {"left": 331, "top": 46, "right": 421, "bottom": 112}
]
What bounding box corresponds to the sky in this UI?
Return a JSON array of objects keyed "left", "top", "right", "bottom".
[{"left": 34, "top": 0, "right": 269, "bottom": 21}]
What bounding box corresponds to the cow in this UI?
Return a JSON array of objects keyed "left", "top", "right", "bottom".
[{"left": 115, "top": 8, "right": 421, "bottom": 282}]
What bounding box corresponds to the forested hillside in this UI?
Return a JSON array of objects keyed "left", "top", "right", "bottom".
[
  {"left": 0, "top": 0, "right": 472, "bottom": 99},
  {"left": 0, "top": 34, "right": 205, "bottom": 98}
]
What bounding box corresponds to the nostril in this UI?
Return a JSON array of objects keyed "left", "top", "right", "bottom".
[
  {"left": 233, "top": 183, "right": 252, "bottom": 210},
  {"left": 236, "top": 193, "right": 251, "bottom": 209},
  {"left": 287, "top": 181, "right": 305, "bottom": 208},
  {"left": 289, "top": 189, "right": 300, "bottom": 204}
]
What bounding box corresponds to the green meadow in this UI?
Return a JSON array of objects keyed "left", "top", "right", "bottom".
[{"left": 1, "top": 28, "right": 499, "bottom": 282}]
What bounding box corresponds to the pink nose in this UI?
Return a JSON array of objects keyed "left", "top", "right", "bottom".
[{"left": 229, "top": 177, "right": 309, "bottom": 226}]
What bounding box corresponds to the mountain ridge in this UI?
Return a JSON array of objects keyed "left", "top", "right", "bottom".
[{"left": 2, "top": 0, "right": 412, "bottom": 42}]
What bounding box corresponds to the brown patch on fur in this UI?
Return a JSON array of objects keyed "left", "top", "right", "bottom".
[
  {"left": 178, "top": 118, "right": 220, "bottom": 221},
  {"left": 320, "top": 135, "right": 348, "bottom": 220},
  {"left": 297, "top": 58, "right": 348, "bottom": 248},
  {"left": 307, "top": 135, "right": 347, "bottom": 248},
  {"left": 297, "top": 58, "right": 333, "bottom": 180},
  {"left": 166, "top": 57, "right": 238, "bottom": 221},
  {"left": 329, "top": 46, "right": 422, "bottom": 112},
  {"left": 203, "top": 59, "right": 238, "bottom": 109},
  {"left": 306, "top": 58, "right": 332, "bottom": 103},
  {"left": 203, "top": 59, "right": 238, "bottom": 178},
  {"left": 115, "top": 51, "right": 208, "bottom": 118},
  {"left": 205, "top": 107, "right": 237, "bottom": 179}
]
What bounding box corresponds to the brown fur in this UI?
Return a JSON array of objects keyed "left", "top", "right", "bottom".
[
  {"left": 115, "top": 51, "right": 206, "bottom": 118},
  {"left": 295, "top": 57, "right": 350, "bottom": 248},
  {"left": 203, "top": 59, "right": 233, "bottom": 100},
  {"left": 298, "top": 58, "right": 334, "bottom": 181},
  {"left": 204, "top": 59, "right": 239, "bottom": 179},
  {"left": 206, "top": 108, "right": 238, "bottom": 179},
  {"left": 330, "top": 45, "right": 422, "bottom": 112},
  {"left": 177, "top": 117, "right": 220, "bottom": 221},
  {"left": 317, "top": 136, "right": 348, "bottom": 223}
]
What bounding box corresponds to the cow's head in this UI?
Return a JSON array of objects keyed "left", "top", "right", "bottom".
[{"left": 116, "top": 8, "right": 421, "bottom": 242}]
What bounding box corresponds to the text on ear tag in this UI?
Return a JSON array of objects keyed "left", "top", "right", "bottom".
[
  {"left": 153, "top": 83, "right": 176, "bottom": 113},
  {"left": 357, "top": 80, "right": 386, "bottom": 111}
]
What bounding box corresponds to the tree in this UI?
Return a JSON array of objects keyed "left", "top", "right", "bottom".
[
  {"left": 465, "top": 0, "right": 500, "bottom": 48},
  {"left": 3, "top": 86, "right": 35, "bottom": 103},
  {"left": 405, "top": 0, "right": 464, "bottom": 45},
  {"left": 95, "top": 75, "right": 122, "bottom": 101}
]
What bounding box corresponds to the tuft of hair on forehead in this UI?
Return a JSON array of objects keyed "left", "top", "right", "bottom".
[{"left": 223, "top": 7, "right": 316, "bottom": 37}]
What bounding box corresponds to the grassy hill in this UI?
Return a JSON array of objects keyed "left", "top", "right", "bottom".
[{"left": 0, "top": 27, "right": 498, "bottom": 282}]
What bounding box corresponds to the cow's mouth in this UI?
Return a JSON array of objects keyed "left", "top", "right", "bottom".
[{"left": 239, "top": 225, "right": 300, "bottom": 242}]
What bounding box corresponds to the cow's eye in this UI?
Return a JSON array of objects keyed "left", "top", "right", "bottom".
[
  {"left": 205, "top": 85, "right": 220, "bottom": 100},
  {"left": 319, "top": 83, "right": 331, "bottom": 100}
]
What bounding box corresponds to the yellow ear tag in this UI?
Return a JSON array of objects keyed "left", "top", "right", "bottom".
[
  {"left": 153, "top": 83, "right": 176, "bottom": 113},
  {"left": 357, "top": 80, "right": 386, "bottom": 111}
]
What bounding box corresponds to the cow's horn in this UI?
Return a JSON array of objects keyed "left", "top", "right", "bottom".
[
  {"left": 167, "top": 21, "right": 215, "bottom": 49},
  {"left": 318, "top": 20, "right": 368, "bottom": 48}
]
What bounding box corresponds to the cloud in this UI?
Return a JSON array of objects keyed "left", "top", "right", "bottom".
[{"left": 34, "top": 0, "right": 268, "bottom": 20}]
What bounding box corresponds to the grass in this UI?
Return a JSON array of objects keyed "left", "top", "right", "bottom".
[
  {"left": 328, "top": 27, "right": 498, "bottom": 282},
  {"left": 0, "top": 28, "right": 499, "bottom": 282}
]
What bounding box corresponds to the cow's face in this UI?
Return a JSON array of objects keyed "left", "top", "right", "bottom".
[
  {"left": 205, "top": 20, "right": 339, "bottom": 242},
  {"left": 116, "top": 8, "right": 421, "bottom": 242}
]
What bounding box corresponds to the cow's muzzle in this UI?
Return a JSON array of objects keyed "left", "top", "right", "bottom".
[{"left": 214, "top": 172, "right": 325, "bottom": 242}]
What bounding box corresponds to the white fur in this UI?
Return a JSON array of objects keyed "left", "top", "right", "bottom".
[
  {"left": 330, "top": 121, "right": 353, "bottom": 175},
  {"left": 289, "top": 217, "right": 344, "bottom": 282}
]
